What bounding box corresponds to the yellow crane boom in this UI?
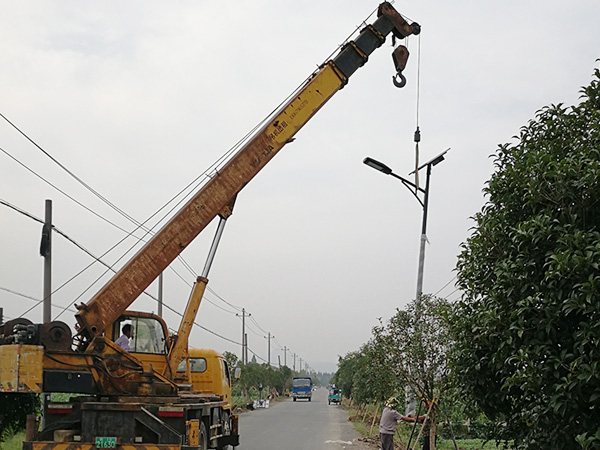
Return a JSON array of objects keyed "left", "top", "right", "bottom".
[{"left": 74, "top": 2, "right": 420, "bottom": 342}]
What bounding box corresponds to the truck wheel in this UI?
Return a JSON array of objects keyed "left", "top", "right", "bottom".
[
  {"left": 199, "top": 422, "right": 208, "bottom": 450},
  {"left": 308, "top": 397, "right": 311, "bottom": 402},
  {"left": 328, "top": 399, "right": 331, "bottom": 405},
  {"left": 293, "top": 397, "right": 296, "bottom": 402}
]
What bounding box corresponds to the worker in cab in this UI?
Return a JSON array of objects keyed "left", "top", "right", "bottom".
[{"left": 116, "top": 324, "right": 132, "bottom": 351}]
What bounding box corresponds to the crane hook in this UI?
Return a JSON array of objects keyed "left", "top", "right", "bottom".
[
  {"left": 391, "top": 45, "right": 409, "bottom": 89},
  {"left": 392, "top": 71, "right": 407, "bottom": 88}
]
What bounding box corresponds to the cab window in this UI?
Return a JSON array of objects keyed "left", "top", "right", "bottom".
[
  {"left": 113, "top": 316, "right": 166, "bottom": 354},
  {"left": 190, "top": 357, "right": 207, "bottom": 373},
  {"left": 176, "top": 358, "right": 188, "bottom": 373},
  {"left": 222, "top": 360, "right": 231, "bottom": 386}
]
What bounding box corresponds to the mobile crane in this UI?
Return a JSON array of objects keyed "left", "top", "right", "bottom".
[{"left": 0, "top": 3, "right": 420, "bottom": 450}]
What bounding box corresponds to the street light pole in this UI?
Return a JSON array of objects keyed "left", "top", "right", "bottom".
[
  {"left": 415, "top": 163, "right": 431, "bottom": 300},
  {"left": 363, "top": 149, "right": 448, "bottom": 300}
]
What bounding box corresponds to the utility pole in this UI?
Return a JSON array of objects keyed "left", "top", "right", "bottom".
[
  {"left": 283, "top": 346, "right": 287, "bottom": 367},
  {"left": 40, "top": 199, "right": 52, "bottom": 323},
  {"left": 293, "top": 353, "right": 296, "bottom": 372},
  {"left": 265, "top": 332, "right": 275, "bottom": 367},
  {"left": 158, "top": 272, "right": 163, "bottom": 317},
  {"left": 236, "top": 308, "right": 250, "bottom": 364}
]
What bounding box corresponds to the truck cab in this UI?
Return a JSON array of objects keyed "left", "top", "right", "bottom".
[
  {"left": 177, "top": 348, "right": 233, "bottom": 407},
  {"left": 292, "top": 377, "right": 312, "bottom": 402}
]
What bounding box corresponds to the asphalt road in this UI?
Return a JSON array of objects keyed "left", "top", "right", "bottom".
[{"left": 237, "top": 387, "right": 367, "bottom": 450}]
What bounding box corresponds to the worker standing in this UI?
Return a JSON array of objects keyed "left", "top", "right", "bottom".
[{"left": 379, "top": 397, "right": 403, "bottom": 450}]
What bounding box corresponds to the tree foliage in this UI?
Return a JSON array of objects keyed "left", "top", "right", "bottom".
[
  {"left": 452, "top": 67, "right": 600, "bottom": 449},
  {"left": 333, "top": 295, "right": 454, "bottom": 449},
  {"left": 374, "top": 295, "right": 452, "bottom": 410},
  {"left": 0, "top": 393, "right": 39, "bottom": 438}
]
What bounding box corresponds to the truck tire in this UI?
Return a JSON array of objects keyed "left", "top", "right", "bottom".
[
  {"left": 199, "top": 421, "right": 208, "bottom": 450},
  {"left": 308, "top": 397, "right": 311, "bottom": 402}
]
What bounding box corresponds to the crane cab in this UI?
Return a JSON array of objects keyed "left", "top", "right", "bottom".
[{"left": 108, "top": 311, "right": 170, "bottom": 374}]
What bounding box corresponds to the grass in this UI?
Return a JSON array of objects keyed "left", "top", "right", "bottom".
[
  {"left": 0, "top": 430, "right": 25, "bottom": 450},
  {"left": 436, "top": 439, "right": 510, "bottom": 450}
]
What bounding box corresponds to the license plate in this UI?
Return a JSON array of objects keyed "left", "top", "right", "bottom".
[{"left": 95, "top": 437, "right": 117, "bottom": 449}]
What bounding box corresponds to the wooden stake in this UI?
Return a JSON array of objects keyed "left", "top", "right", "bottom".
[{"left": 369, "top": 401, "right": 380, "bottom": 435}]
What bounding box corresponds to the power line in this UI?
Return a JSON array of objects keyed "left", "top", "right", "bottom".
[
  {"left": 0, "top": 286, "right": 77, "bottom": 316},
  {"left": 249, "top": 315, "right": 269, "bottom": 335},
  {"left": 433, "top": 275, "right": 458, "bottom": 297},
  {"left": 0, "top": 146, "right": 139, "bottom": 237},
  {"left": 444, "top": 287, "right": 461, "bottom": 301}
]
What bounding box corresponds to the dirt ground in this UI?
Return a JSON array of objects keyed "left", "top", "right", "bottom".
[{"left": 353, "top": 436, "right": 380, "bottom": 449}]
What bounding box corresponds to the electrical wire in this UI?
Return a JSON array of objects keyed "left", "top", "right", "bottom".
[
  {"left": 0, "top": 146, "right": 139, "bottom": 237},
  {"left": 249, "top": 315, "right": 269, "bottom": 335},
  {"left": 433, "top": 275, "right": 458, "bottom": 297},
  {"left": 0, "top": 286, "right": 78, "bottom": 315},
  {"left": 444, "top": 288, "right": 461, "bottom": 301}
]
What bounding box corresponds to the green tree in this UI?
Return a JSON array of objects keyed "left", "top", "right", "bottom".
[
  {"left": 374, "top": 295, "right": 452, "bottom": 449},
  {"left": 331, "top": 351, "right": 362, "bottom": 399},
  {"left": 223, "top": 351, "right": 239, "bottom": 371},
  {"left": 452, "top": 67, "right": 600, "bottom": 449}
]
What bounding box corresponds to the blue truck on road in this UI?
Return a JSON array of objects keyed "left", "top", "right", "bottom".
[{"left": 292, "top": 377, "right": 312, "bottom": 402}]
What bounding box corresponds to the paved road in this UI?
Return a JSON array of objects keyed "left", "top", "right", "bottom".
[{"left": 237, "top": 387, "right": 365, "bottom": 450}]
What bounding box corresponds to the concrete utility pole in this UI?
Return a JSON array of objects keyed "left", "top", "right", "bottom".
[
  {"left": 158, "top": 272, "right": 163, "bottom": 317},
  {"left": 41, "top": 199, "right": 52, "bottom": 323},
  {"left": 293, "top": 353, "right": 296, "bottom": 372},
  {"left": 237, "top": 308, "right": 250, "bottom": 364},
  {"left": 266, "top": 332, "right": 275, "bottom": 366},
  {"left": 283, "top": 346, "right": 287, "bottom": 367}
]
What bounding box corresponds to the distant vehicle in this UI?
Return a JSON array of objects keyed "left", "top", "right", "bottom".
[
  {"left": 292, "top": 377, "right": 312, "bottom": 402},
  {"left": 328, "top": 387, "right": 342, "bottom": 405}
]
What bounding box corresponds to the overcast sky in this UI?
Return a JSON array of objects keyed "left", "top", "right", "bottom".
[{"left": 1, "top": 1, "right": 598, "bottom": 373}]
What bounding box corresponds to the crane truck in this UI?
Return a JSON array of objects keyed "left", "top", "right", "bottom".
[{"left": 0, "top": 3, "right": 420, "bottom": 450}]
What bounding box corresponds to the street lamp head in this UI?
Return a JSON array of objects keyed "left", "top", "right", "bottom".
[{"left": 363, "top": 157, "right": 392, "bottom": 175}]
